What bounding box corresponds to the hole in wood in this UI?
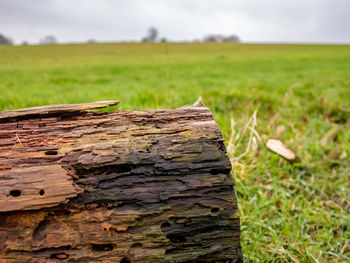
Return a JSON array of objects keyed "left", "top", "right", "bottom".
[
  {"left": 90, "top": 243, "right": 114, "bottom": 251},
  {"left": 211, "top": 207, "right": 220, "bottom": 214},
  {"left": 166, "top": 233, "right": 187, "bottom": 243},
  {"left": 50, "top": 253, "right": 68, "bottom": 260},
  {"left": 53, "top": 209, "right": 71, "bottom": 216},
  {"left": 120, "top": 257, "right": 131, "bottom": 263},
  {"left": 210, "top": 169, "right": 228, "bottom": 175},
  {"left": 160, "top": 221, "right": 171, "bottom": 228},
  {"left": 9, "top": 189, "right": 21, "bottom": 197},
  {"left": 39, "top": 189, "right": 45, "bottom": 196},
  {"left": 45, "top": 150, "right": 58, "bottom": 155}
]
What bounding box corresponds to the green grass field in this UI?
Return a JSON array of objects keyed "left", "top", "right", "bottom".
[{"left": 1, "top": 43, "right": 349, "bottom": 262}]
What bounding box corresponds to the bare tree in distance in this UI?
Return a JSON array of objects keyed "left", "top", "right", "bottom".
[
  {"left": 40, "top": 35, "right": 58, "bottom": 45},
  {"left": 142, "top": 27, "right": 159, "bottom": 42},
  {"left": 0, "top": 34, "right": 13, "bottom": 45}
]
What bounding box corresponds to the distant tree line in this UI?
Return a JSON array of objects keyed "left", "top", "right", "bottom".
[
  {"left": 0, "top": 29, "right": 240, "bottom": 45},
  {"left": 40, "top": 35, "right": 58, "bottom": 44},
  {"left": 0, "top": 33, "right": 58, "bottom": 45},
  {"left": 141, "top": 27, "right": 240, "bottom": 43},
  {"left": 203, "top": 34, "right": 240, "bottom": 43}
]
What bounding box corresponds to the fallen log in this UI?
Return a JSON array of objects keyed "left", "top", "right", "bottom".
[{"left": 0, "top": 100, "right": 242, "bottom": 263}]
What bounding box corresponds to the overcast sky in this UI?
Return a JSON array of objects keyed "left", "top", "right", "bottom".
[{"left": 0, "top": 0, "right": 349, "bottom": 44}]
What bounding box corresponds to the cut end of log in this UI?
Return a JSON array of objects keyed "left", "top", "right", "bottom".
[{"left": 266, "top": 138, "right": 297, "bottom": 161}]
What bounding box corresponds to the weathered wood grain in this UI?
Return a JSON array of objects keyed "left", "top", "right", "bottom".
[
  {"left": 0, "top": 102, "right": 242, "bottom": 263},
  {"left": 0, "top": 165, "right": 80, "bottom": 212},
  {"left": 0, "top": 100, "right": 119, "bottom": 120}
]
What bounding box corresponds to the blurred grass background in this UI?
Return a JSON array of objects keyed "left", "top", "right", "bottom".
[{"left": 0, "top": 43, "right": 349, "bottom": 262}]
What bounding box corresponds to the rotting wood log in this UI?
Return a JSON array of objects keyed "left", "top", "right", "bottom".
[{"left": 0, "top": 100, "right": 243, "bottom": 263}]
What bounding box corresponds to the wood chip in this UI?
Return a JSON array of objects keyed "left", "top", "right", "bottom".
[{"left": 266, "top": 138, "right": 297, "bottom": 161}]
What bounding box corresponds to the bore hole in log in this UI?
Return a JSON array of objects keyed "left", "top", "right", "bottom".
[
  {"left": 160, "top": 221, "right": 171, "bottom": 228},
  {"left": 53, "top": 209, "right": 71, "bottom": 216},
  {"left": 50, "top": 253, "right": 68, "bottom": 260},
  {"left": 39, "top": 189, "right": 45, "bottom": 196},
  {"left": 90, "top": 243, "right": 114, "bottom": 251},
  {"left": 211, "top": 207, "right": 220, "bottom": 214},
  {"left": 166, "top": 233, "right": 187, "bottom": 243},
  {"left": 210, "top": 169, "right": 228, "bottom": 175},
  {"left": 45, "top": 150, "right": 58, "bottom": 155},
  {"left": 9, "top": 189, "right": 21, "bottom": 197},
  {"left": 120, "top": 257, "right": 131, "bottom": 263}
]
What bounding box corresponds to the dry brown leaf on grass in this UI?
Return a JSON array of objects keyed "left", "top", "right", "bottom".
[
  {"left": 323, "top": 149, "right": 343, "bottom": 162},
  {"left": 320, "top": 124, "right": 342, "bottom": 147}
]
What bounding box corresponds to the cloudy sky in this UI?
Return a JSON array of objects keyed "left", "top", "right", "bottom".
[{"left": 0, "top": 0, "right": 349, "bottom": 44}]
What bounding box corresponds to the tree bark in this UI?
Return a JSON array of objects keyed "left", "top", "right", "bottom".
[{"left": 0, "top": 101, "right": 242, "bottom": 263}]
